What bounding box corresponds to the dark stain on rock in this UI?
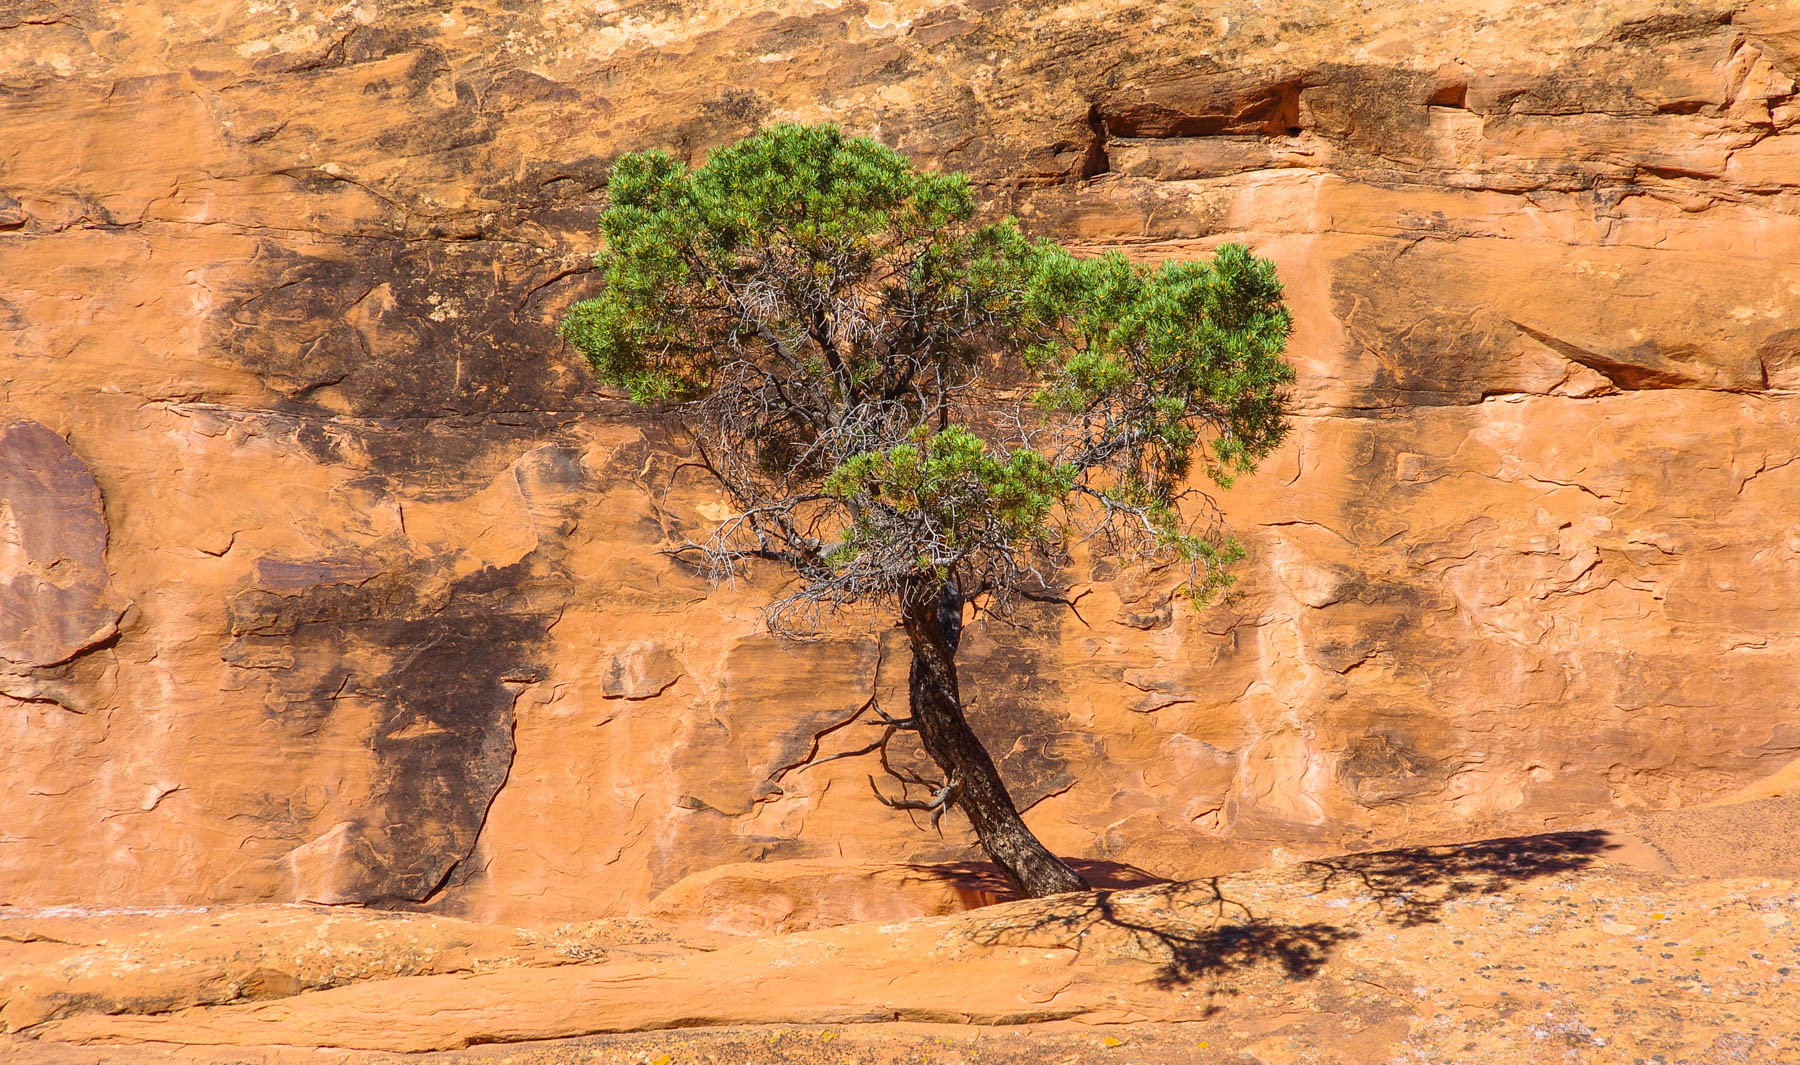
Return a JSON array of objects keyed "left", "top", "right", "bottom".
[
  {"left": 361, "top": 608, "right": 539, "bottom": 905},
  {"left": 1296, "top": 569, "right": 1444, "bottom": 677},
  {"left": 220, "top": 239, "right": 594, "bottom": 424},
  {"left": 1757, "top": 328, "right": 1800, "bottom": 389},
  {"left": 0, "top": 423, "right": 127, "bottom": 712},
  {"left": 959, "top": 600, "right": 1092, "bottom": 813},
  {"left": 247, "top": 18, "right": 431, "bottom": 77},
  {"left": 1299, "top": 65, "right": 1437, "bottom": 158},
  {"left": 1329, "top": 240, "right": 1540, "bottom": 409},
  {"left": 1608, "top": 9, "right": 1737, "bottom": 45},
  {"left": 223, "top": 433, "right": 592, "bottom": 909},
  {"left": 668, "top": 89, "right": 773, "bottom": 163},
  {"left": 225, "top": 548, "right": 564, "bottom": 905},
  {"left": 1101, "top": 67, "right": 1308, "bottom": 139},
  {"left": 1338, "top": 727, "right": 1453, "bottom": 807},
  {"left": 253, "top": 554, "right": 384, "bottom": 591}
]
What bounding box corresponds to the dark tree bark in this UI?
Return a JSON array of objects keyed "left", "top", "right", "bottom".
[{"left": 900, "top": 581, "right": 1090, "bottom": 898}]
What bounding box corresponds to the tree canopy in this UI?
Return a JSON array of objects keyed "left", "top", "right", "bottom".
[
  {"left": 562, "top": 123, "right": 1293, "bottom": 632},
  {"left": 562, "top": 123, "right": 1294, "bottom": 896}
]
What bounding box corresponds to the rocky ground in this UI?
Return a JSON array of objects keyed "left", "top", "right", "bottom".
[{"left": 5, "top": 793, "right": 1796, "bottom": 1064}]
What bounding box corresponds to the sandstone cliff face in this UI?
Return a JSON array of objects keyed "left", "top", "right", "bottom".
[{"left": 2, "top": 0, "right": 1797, "bottom": 922}]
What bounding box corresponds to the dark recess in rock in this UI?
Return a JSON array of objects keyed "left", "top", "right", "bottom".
[{"left": 1100, "top": 70, "right": 1307, "bottom": 138}]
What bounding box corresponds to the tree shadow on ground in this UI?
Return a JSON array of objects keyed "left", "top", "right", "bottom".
[
  {"left": 1301, "top": 830, "right": 1617, "bottom": 928},
  {"left": 915, "top": 858, "right": 1170, "bottom": 908},
  {"left": 962, "top": 830, "right": 1616, "bottom": 996}
]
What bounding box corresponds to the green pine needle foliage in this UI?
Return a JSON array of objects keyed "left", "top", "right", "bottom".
[{"left": 561, "top": 123, "right": 1294, "bottom": 616}]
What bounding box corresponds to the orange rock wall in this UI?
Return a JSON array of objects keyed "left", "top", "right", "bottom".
[{"left": 2, "top": 0, "right": 1798, "bottom": 923}]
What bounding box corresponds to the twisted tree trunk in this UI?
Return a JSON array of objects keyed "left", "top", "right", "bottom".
[{"left": 900, "top": 581, "right": 1089, "bottom": 898}]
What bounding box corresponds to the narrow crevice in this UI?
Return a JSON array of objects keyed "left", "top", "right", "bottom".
[
  {"left": 0, "top": 687, "right": 88, "bottom": 714},
  {"left": 1080, "top": 103, "right": 1110, "bottom": 179}
]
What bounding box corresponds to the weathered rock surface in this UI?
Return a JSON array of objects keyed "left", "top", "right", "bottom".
[
  {"left": 0, "top": 905, "right": 729, "bottom": 1034},
  {"left": 0, "top": 421, "right": 126, "bottom": 713},
  {"left": 642, "top": 857, "right": 1166, "bottom": 936},
  {"left": 5, "top": 796, "right": 1799, "bottom": 1064},
  {"left": 1, "top": 0, "right": 1798, "bottom": 922}
]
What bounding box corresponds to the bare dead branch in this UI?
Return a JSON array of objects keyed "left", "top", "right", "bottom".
[
  {"left": 1014, "top": 586, "right": 1095, "bottom": 628},
  {"left": 800, "top": 726, "right": 898, "bottom": 770},
  {"left": 869, "top": 702, "right": 917, "bottom": 731},
  {"left": 869, "top": 772, "right": 962, "bottom": 833}
]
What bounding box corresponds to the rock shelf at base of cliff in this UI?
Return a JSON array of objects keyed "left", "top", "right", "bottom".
[{"left": 5, "top": 794, "right": 1797, "bottom": 1065}]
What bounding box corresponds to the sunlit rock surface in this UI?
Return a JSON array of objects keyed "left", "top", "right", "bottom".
[{"left": 7, "top": 797, "right": 1800, "bottom": 1063}]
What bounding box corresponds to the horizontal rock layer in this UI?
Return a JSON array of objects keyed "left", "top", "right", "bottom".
[
  {"left": 9, "top": 796, "right": 1800, "bottom": 1063},
  {"left": 1, "top": 0, "right": 1798, "bottom": 921}
]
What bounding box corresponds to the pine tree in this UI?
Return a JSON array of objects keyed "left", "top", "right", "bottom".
[{"left": 562, "top": 124, "right": 1293, "bottom": 897}]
